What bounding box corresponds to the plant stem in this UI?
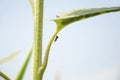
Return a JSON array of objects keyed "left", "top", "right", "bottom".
[
  {"left": 33, "top": 0, "right": 43, "bottom": 80},
  {"left": 38, "top": 29, "right": 59, "bottom": 77}
]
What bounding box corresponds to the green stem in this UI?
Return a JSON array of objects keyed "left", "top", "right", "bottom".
[
  {"left": 0, "top": 72, "right": 10, "bottom": 80},
  {"left": 38, "top": 29, "right": 59, "bottom": 76},
  {"left": 33, "top": 0, "right": 44, "bottom": 80}
]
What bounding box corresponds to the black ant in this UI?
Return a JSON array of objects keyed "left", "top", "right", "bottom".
[{"left": 54, "top": 36, "right": 58, "bottom": 42}]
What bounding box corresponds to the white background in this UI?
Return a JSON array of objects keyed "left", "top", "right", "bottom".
[{"left": 0, "top": 0, "right": 120, "bottom": 80}]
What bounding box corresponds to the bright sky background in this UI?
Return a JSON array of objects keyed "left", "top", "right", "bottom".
[{"left": 0, "top": 0, "right": 120, "bottom": 80}]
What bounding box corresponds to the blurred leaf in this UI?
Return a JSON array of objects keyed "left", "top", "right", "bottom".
[
  {"left": 15, "top": 48, "right": 32, "bottom": 80},
  {"left": 0, "top": 50, "right": 20, "bottom": 64},
  {"left": 0, "top": 71, "right": 11, "bottom": 80},
  {"left": 53, "top": 7, "right": 120, "bottom": 31}
]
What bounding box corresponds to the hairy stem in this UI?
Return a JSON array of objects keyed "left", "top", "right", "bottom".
[{"left": 33, "top": 0, "right": 44, "bottom": 80}]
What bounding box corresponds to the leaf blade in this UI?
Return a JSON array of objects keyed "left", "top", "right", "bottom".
[
  {"left": 0, "top": 50, "right": 20, "bottom": 64},
  {"left": 15, "top": 48, "right": 32, "bottom": 80},
  {"left": 54, "top": 7, "right": 120, "bottom": 31}
]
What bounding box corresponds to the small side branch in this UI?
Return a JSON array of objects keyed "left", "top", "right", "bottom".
[
  {"left": 38, "top": 29, "right": 59, "bottom": 76},
  {"left": 29, "top": 0, "right": 34, "bottom": 15}
]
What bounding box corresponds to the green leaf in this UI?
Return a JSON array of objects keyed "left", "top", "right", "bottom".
[
  {"left": 0, "top": 72, "right": 11, "bottom": 80},
  {"left": 53, "top": 7, "right": 120, "bottom": 31},
  {"left": 15, "top": 48, "right": 32, "bottom": 80},
  {"left": 0, "top": 50, "right": 20, "bottom": 64}
]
